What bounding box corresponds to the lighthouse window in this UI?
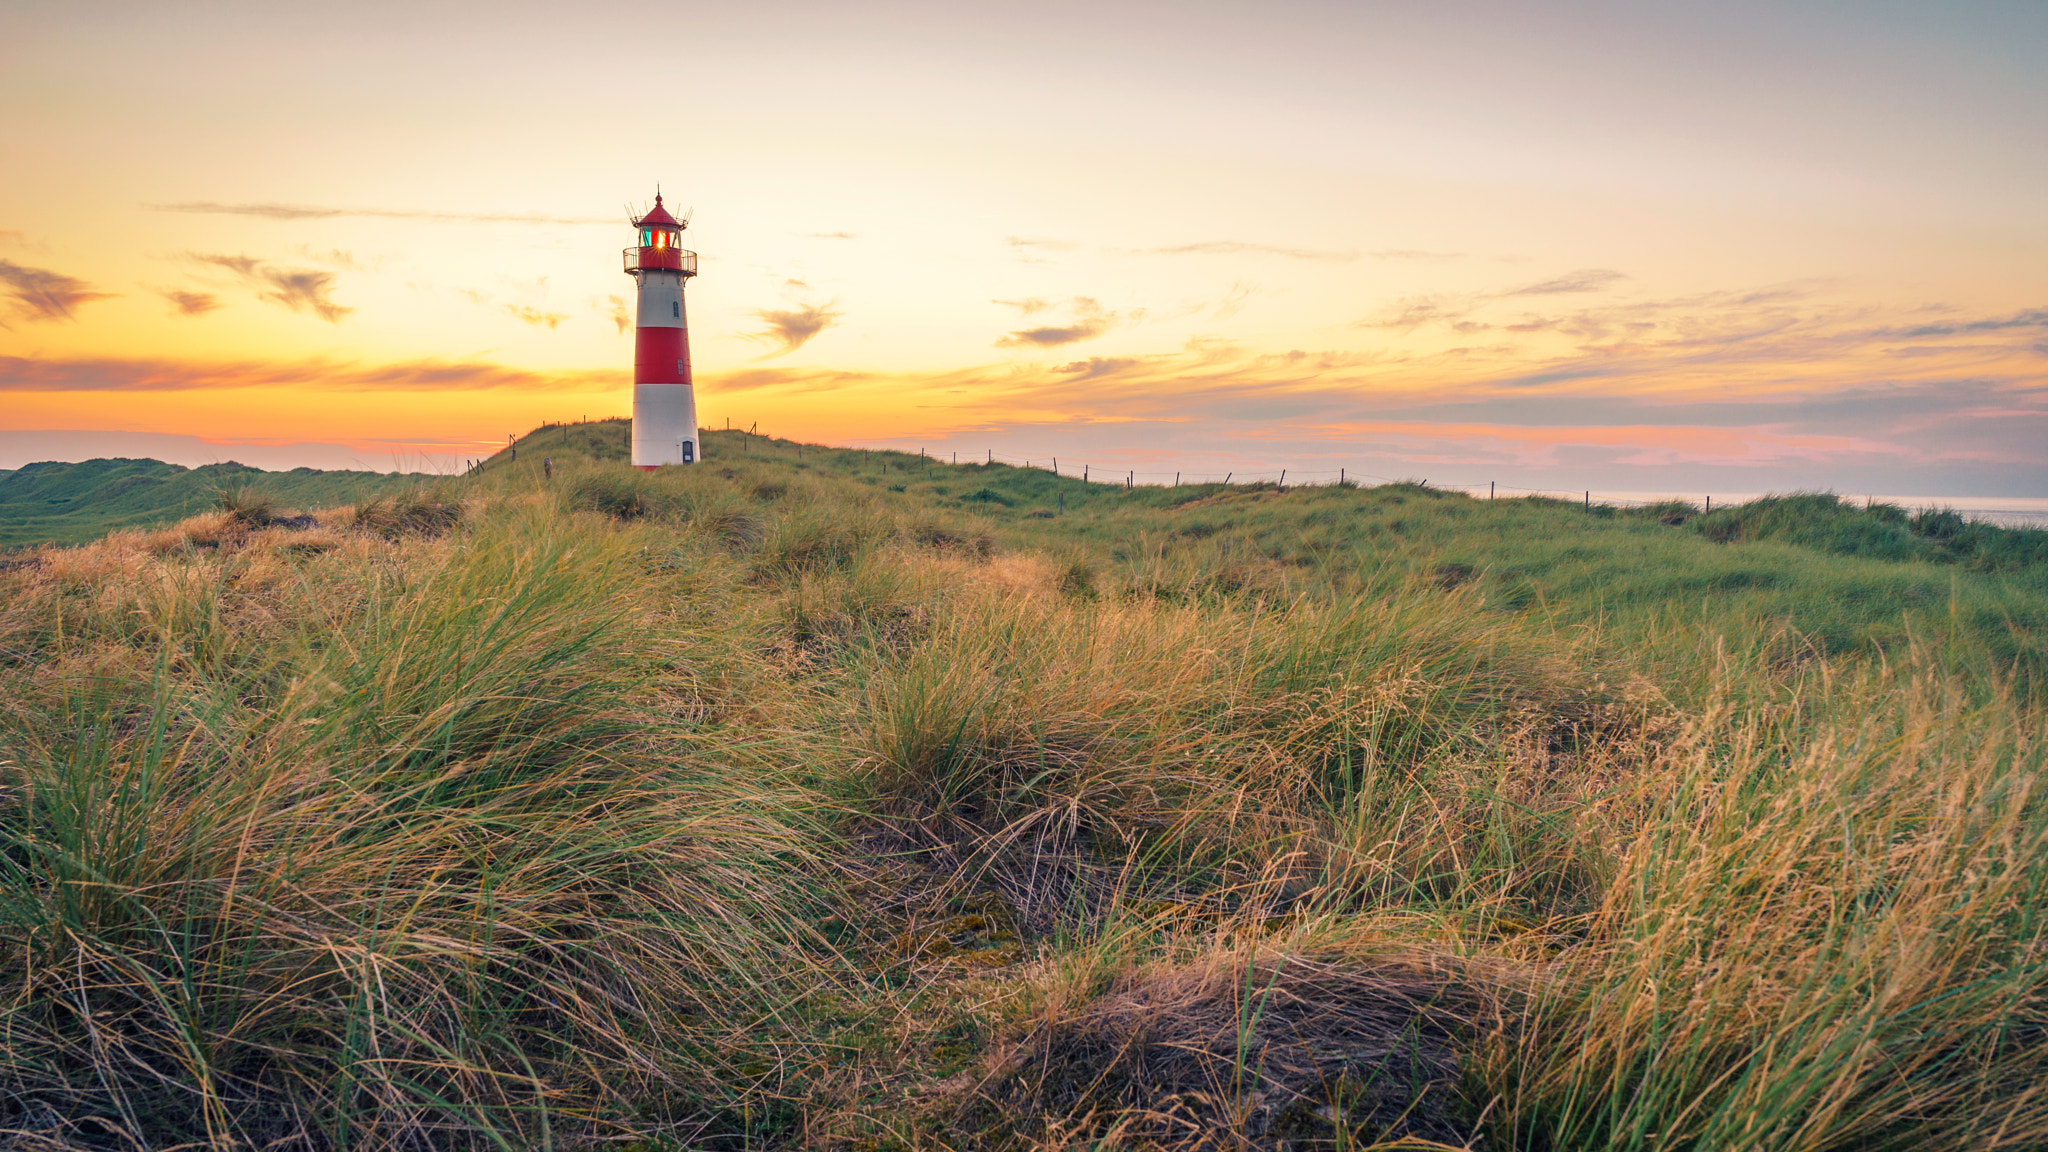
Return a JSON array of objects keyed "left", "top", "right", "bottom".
[{"left": 672, "top": 301, "right": 679, "bottom": 318}]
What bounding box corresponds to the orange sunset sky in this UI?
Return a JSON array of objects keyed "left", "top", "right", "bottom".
[{"left": 3, "top": 0, "right": 2044, "bottom": 494}]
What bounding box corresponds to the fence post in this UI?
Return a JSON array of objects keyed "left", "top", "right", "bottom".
[
  {"left": 1706, "top": 495, "right": 1711, "bottom": 512},
  {"left": 1224, "top": 473, "right": 1231, "bottom": 484},
  {"left": 988, "top": 449, "right": 994, "bottom": 464},
  {"left": 1340, "top": 468, "right": 1345, "bottom": 486},
  {"left": 1175, "top": 472, "right": 1180, "bottom": 486},
  {"left": 1126, "top": 471, "right": 1133, "bottom": 490},
  {"left": 1053, "top": 458, "right": 1058, "bottom": 476},
  {"left": 1279, "top": 469, "right": 1286, "bottom": 488},
  {"left": 1084, "top": 464, "right": 1089, "bottom": 482},
  {"left": 1585, "top": 490, "right": 1590, "bottom": 509},
  {"left": 1490, "top": 481, "right": 1495, "bottom": 500},
  {"left": 1058, "top": 492, "right": 1064, "bottom": 516}
]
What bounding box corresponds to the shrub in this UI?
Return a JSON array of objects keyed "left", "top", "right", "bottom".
[
  {"left": 213, "top": 483, "right": 278, "bottom": 527},
  {"left": 569, "top": 470, "right": 655, "bottom": 519},
  {"left": 752, "top": 505, "right": 891, "bottom": 581},
  {"left": 907, "top": 520, "right": 996, "bottom": 559},
  {"left": 352, "top": 485, "right": 462, "bottom": 537},
  {"left": 961, "top": 943, "right": 1488, "bottom": 1149}
]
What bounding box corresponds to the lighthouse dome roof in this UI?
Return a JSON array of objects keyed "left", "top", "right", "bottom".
[{"left": 636, "top": 194, "right": 682, "bottom": 228}]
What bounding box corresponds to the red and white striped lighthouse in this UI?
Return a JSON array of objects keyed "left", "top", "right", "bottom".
[{"left": 624, "top": 193, "right": 699, "bottom": 468}]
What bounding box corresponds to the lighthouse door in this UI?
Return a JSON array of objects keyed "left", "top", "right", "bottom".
[{"left": 680, "top": 440, "right": 695, "bottom": 464}]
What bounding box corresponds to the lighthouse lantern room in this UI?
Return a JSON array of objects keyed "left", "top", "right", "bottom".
[{"left": 623, "top": 193, "right": 699, "bottom": 468}]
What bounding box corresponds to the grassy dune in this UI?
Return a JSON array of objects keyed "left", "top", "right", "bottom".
[
  {"left": 0, "top": 458, "right": 434, "bottom": 550},
  {"left": 1, "top": 421, "right": 2043, "bottom": 1150}
]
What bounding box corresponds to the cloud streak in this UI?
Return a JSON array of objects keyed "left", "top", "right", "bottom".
[
  {"left": 707, "top": 366, "right": 875, "bottom": 393},
  {"left": 503, "top": 304, "right": 568, "bottom": 329},
  {"left": 1005, "top": 236, "right": 1079, "bottom": 252},
  {"left": 1504, "top": 268, "right": 1628, "bottom": 295},
  {"left": 1359, "top": 297, "right": 1487, "bottom": 333},
  {"left": 154, "top": 201, "right": 615, "bottom": 225},
  {"left": 0, "top": 259, "right": 118, "bottom": 322},
  {"left": 1124, "top": 240, "right": 1357, "bottom": 262},
  {"left": 190, "top": 253, "right": 352, "bottom": 322},
  {"left": 748, "top": 302, "right": 842, "bottom": 356},
  {"left": 0, "top": 354, "right": 622, "bottom": 393},
  {"left": 1871, "top": 309, "right": 2048, "bottom": 339},
  {"left": 159, "top": 289, "right": 222, "bottom": 317},
  {"left": 997, "top": 297, "right": 1132, "bottom": 348},
  {"left": 294, "top": 246, "right": 378, "bottom": 271}
]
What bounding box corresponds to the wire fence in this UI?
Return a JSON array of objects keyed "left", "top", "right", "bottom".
[
  {"left": 527, "top": 422, "right": 2043, "bottom": 526},
  {"left": 828, "top": 443, "right": 1730, "bottom": 511}
]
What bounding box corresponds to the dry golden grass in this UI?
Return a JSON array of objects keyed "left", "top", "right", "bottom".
[{"left": 3, "top": 444, "right": 2042, "bottom": 1151}]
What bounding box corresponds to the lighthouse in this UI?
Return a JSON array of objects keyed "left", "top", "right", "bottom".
[{"left": 624, "top": 193, "right": 699, "bottom": 467}]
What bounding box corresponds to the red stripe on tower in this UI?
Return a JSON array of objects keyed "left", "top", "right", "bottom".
[{"left": 634, "top": 327, "right": 690, "bottom": 385}]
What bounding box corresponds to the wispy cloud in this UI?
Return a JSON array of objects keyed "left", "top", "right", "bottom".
[
  {"left": 707, "top": 366, "right": 874, "bottom": 393},
  {"left": 503, "top": 304, "right": 568, "bottom": 329},
  {"left": 1504, "top": 268, "right": 1628, "bottom": 295},
  {"left": 447, "top": 283, "right": 569, "bottom": 330},
  {"left": 1005, "top": 236, "right": 1079, "bottom": 252},
  {"left": 748, "top": 302, "right": 842, "bottom": 356},
  {"left": 0, "top": 259, "right": 118, "bottom": 322},
  {"left": 801, "top": 231, "right": 857, "bottom": 240},
  {"left": 1361, "top": 279, "right": 1833, "bottom": 351},
  {"left": 159, "top": 289, "right": 222, "bottom": 317},
  {"left": 294, "top": 246, "right": 379, "bottom": 271},
  {"left": 1371, "top": 249, "right": 1464, "bottom": 261},
  {"left": 1211, "top": 282, "right": 1258, "bottom": 322},
  {"left": 997, "top": 297, "right": 1134, "bottom": 348},
  {"left": 1360, "top": 296, "right": 1487, "bottom": 333},
  {"left": 605, "top": 295, "right": 631, "bottom": 335},
  {"left": 154, "top": 201, "right": 614, "bottom": 225},
  {"left": 993, "top": 297, "right": 1052, "bottom": 315},
  {"left": 1869, "top": 309, "right": 2048, "bottom": 339},
  {"left": 189, "top": 253, "right": 352, "bottom": 322},
  {"left": 1054, "top": 357, "right": 1145, "bottom": 381},
  {"left": 1123, "top": 240, "right": 1358, "bottom": 262},
  {"left": 0, "top": 231, "right": 29, "bottom": 249}
]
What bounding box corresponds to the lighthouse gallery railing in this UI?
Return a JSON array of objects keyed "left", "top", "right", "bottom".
[{"left": 624, "top": 246, "right": 698, "bottom": 275}]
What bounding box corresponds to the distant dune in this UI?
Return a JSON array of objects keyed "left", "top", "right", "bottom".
[{"left": 0, "top": 457, "right": 432, "bottom": 548}]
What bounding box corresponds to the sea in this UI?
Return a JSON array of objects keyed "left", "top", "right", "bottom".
[{"left": 1598, "top": 493, "right": 2048, "bottom": 530}]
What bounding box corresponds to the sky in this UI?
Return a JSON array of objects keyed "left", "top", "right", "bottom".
[{"left": 2, "top": 0, "right": 2044, "bottom": 494}]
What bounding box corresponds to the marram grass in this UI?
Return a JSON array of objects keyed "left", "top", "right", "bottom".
[
  {"left": 1, "top": 520, "right": 827, "bottom": 1148},
  {"left": 0, "top": 423, "right": 2042, "bottom": 1150}
]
